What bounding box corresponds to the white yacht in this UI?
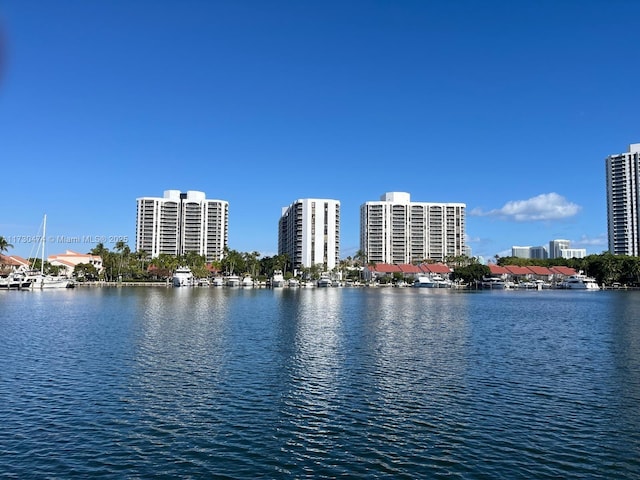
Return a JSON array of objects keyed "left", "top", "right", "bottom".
[
  {"left": 226, "top": 275, "right": 241, "bottom": 287},
  {"left": 0, "top": 272, "right": 32, "bottom": 289},
  {"left": 271, "top": 270, "right": 285, "bottom": 288},
  {"left": 211, "top": 277, "right": 225, "bottom": 287},
  {"left": 172, "top": 267, "right": 194, "bottom": 287},
  {"left": 287, "top": 278, "right": 300, "bottom": 288},
  {"left": 431, "top": 274, "right": 452, "bottom": 288},
  {"left": 316, "top": 273, "right": 332, "bottom": 287},
  {"left": 241, "top": 275, "right": 254, "bottom": 287},
  {"left": 559, "top": 273, "right": 600, "bottom": 290},
  {"left": 481, "top": 277, "right": 509, "bottom": 289},
  {"left": 413, "top": 275, "right": 437, "bottom": 288}
]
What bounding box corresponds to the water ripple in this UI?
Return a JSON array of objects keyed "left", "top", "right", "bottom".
[{"left": 1, "top": 288, "right": 640, "bottom": 478}]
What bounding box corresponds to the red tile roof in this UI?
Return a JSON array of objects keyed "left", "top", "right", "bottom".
[
  {"left": 504, "top": 265, "right": 533, "bottom": 275},
  {"left": 421, "top": 263, "right": 452, "bottom": 274},
  {"left": 369, "top": 264, "right": 401, "bottom": 273},
  {"left": 550, "top": 266, "right": 576, "bottom": 276},
  {"left": 398, "top": 263, "right": 422, "bottom": 273},
  {"left": 527, "top": 265, "right": 553, "bottom": 275},
  {"left": 0, "top": 254, "right": 30, "bottom": 267},
  {"left": 488, "top": 264, "right": 510, "bottom": 275}
]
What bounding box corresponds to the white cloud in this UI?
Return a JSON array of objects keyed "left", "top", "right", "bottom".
[
  {"left": 572, "top": 234, "right": 607, "bottom": 247},
  {"left": 465, "top": 234, "right": 481, "bottom": 243},
  {"left": 470, "top": 193, "right": 581, "bottom": 221}
]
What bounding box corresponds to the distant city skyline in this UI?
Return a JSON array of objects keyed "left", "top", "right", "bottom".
[
  {"left": 511, "top": 239, "right": 587, "bottom": 260},
  {"left": 2, "top": 2, "right": 637, "bottom": 260}
]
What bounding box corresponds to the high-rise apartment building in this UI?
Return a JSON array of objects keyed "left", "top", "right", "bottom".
[
  {"left": 530, "top": 246, "right": 548, "bottom": 260},
  {"left": 548, "top": 239, "right": 570, "bottom": 259},
  {"left": 136, "top": 190, "right": 228, "bottom": 262},
  {"left": 606, "top": 143, "right": 640, "bottom": 256},
  {"left": 512, "top": 246, "right": 532, "bottom": 259},
  {"left": 360, "top": 192, "right": 466, "bottom": 264},
  {"left": 278, "top": 198, "right": 340, "bottom": 272}
]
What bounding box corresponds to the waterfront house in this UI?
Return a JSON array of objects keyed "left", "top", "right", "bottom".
[
  {"left": 48, "top": 250, "right": 104, "bottom": 277},
  {"left": 366, "top": 262, "right": 453, "bottom": 284},
  {"left": 0, "top": 254, "right": 31, "bottom": 274}
]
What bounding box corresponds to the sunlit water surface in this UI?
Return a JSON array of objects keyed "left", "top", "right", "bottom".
[{"left": 1, "top": 287, "right": 639, "bottom": 478}]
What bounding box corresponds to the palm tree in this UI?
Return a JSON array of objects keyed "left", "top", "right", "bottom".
[
  {"left": 0, "top": 236, "right": 13, "bottom": 269},
  {"left": 354, "top": 249, "right": 368, "bottom": 282},
  {"left": 114, "top": 241, "right": 131, "bottom": 278},
  {"left": 0, "top": 236, "right": 13, "bottom": 254}
]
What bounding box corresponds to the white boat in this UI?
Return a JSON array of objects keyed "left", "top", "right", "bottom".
[
  {"left": 559, "top": 273, "right": 600, "bottom": 290},
  {"left": 431, "top": 274, "right": 452, "bottom": 288},
  {"left": 196, "top": 278, "right": 210, "bottom": 287},
  {"left": 413, "top": 275, "right": 437, "bottom": 288},
  {"left": 481, "top": 277, "right": 508, "bottom": 289},
  {"left": 211, "top": 277, "right": 225, "bottom": 287},
  {"left": 287, "top": 278, "right": 300, "bottom": 288},
  {"left": 226, "top": 275, "right": 241, "bottom": 287},
  {"left": 29, "top": 273, "right": 74, "bottom": 289},
  {"left": 27, "top": 215, "right": 74, "bottom": 289},
  {"left": 317, "top": 273, "right": 332, "bottom": 287},
  {"left": 0, "top": 272, "right": 32, "bottom": 289},
  {"left": 271, "top": 270, "right": 285, "bottom": 288},
  {"left": 172, "top": 266, "right": 194, "bottom": 286},
  {"left": 241, "top": 275, "right": 254, "bottom": 287}
]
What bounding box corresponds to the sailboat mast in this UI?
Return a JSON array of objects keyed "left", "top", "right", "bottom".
[{"left": 41, "top": 214, "right": 47, "bottom": 275}]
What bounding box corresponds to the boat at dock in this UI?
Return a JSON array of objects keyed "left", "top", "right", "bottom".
[
  {"left": 0, "top": 272, "right": 32, "bottom": 289},
  {"left": 27, "top": 215, "right": 74, "bottom": 289},
  {"left": 271, "top": 270, "right": 285, "bottom": 287},
  {"left": 413, "top": 275, "right": 436, "bottom": 288},
  {"left": 558, "top": 273, "right": 600, "bottom": 290},
  {"left": 316, "top": 273, "right": 332, "bottom": 287},
  {"left": 172, "top": 267, "right": 194, "bottom": 287}
]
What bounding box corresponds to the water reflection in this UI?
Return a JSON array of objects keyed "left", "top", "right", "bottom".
[
  {"left": 279, "top": 289, "right": 345, "bottom": 467},
  {"left": 608, "top": 292, "right": 640, "bottom": 438},
  {"left": 2, "top": 287, "right": 640, "bottom": 478}
]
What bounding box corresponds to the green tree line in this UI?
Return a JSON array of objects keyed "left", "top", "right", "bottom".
[{"left": 495, "top": 253, "right": 640, "bottom": 287}]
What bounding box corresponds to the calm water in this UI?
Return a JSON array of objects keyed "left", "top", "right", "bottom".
[{"left": 1, "top": 287, "right": 639, "bottom": 479}]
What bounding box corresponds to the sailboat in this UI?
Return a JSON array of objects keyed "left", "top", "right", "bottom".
[{"left": 27, "top": 215, "right": 74, "bottom": 289}]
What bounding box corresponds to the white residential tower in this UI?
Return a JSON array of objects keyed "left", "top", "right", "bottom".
[
  {"left": 136, "top": 190, "right": 228, "bottom": 262},
  {"left": 278, "top": 198, "right": 340, "bottom": 272},
  {"left": 360, "top": 192, "right": 466, "bottom": 264},
  {"left": 606, "top": 143, "right": 640, "bottom": 256}
]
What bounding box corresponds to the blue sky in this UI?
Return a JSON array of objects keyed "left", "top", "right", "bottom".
[{"left": 1, "top": 0, "right": 638, "bottom": 261}]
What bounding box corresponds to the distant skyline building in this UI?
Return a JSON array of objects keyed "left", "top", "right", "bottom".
[
  {"left": 511, "top": 241, "right": 585, "bottom": 259},
  {"left": 136, "top": 190, "right": 228, "bottom": 262},
  {"left": 548, "top": 239, "right": 571, "bottom": 259},
  {"left": 606, "top": 143, "right": 640, "bottom": 256},
  {"left": 530, "top": 246, "right": 548, "bottom": 260},
  {"left": 511, "top": 246, "right": 531, "bottom": 259},
  {"left": 278, "top": 198, "right": 340, "bottom": 272},
  {"left": 512, "top": 245, "right": 548, "bottom": 259},
  {"left": 360, "top": 192, "right": 466, "bottom": 264},
  {"left": 560, "top": 248, "right": 586, "bottom": 259}
]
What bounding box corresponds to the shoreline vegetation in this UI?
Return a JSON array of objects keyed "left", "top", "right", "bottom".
[{"left": 3, "top": 237, "right": 640, "bottom": 289}]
